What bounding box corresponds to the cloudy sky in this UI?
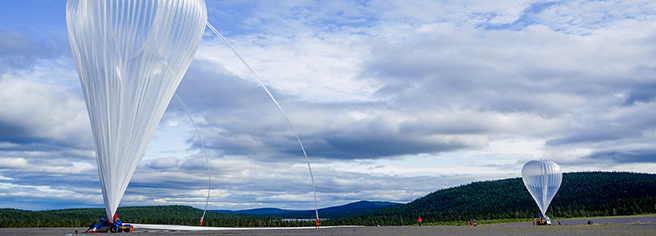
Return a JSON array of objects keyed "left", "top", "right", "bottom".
[{"left": 1, "top": 0, "right": 656, "bottom": 212}]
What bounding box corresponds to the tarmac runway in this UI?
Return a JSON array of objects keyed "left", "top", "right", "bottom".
[
  {"left": 2, "top": 215, "right": 654, "bottom": 236},
  {"left": 498, "top": 214, "right": 656, "bottom": 226}
]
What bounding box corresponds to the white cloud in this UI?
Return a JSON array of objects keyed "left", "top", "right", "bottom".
[
  {"left": 147, "top": 156, "right": 182, "bottom": 170},
  {"left": 196, "top": 30, "right": 379, "bottom": 103},
  {"left": 0, "top": 76, "right": 89, "bottom": 142},
  {"left": 0, "top": 157, "right": 29, "bottom": 169}
]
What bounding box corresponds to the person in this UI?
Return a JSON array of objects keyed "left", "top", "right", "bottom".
[
  {"left": 315, "top": 218, "right": 320, "bottom": 228},
  {"left": 558, "top": 219, "right": 561, "bottom": 225},
  {"left": 98, "top": 218, "right": 107, "bottom": 227},
  {"left": 417, "top": 216, "right": 422, "bottom": 227},
  {"left": 532, "top": 219, "right": 535, "bottom": 226},
  {"left": 113, "top": 214, "right": 122, "bottom": 226},
  {"left": 86, "top": 218, "right": 107, "bottom": 233}
]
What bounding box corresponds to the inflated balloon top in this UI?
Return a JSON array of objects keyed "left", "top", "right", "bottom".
[
  {"left": 521, "top": 159, "right": 562, "bottom": 216},
  {"left": 66, "top": 0, "right": 207, "bottom": 222}
]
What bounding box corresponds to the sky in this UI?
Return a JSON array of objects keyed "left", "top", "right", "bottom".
[{"left": 1, "top": 0, "right": 656, "bottom": 212}]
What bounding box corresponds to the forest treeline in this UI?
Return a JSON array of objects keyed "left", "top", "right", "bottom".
[
  {"left": 0, "top": 205, "right": 319, "bottom": 228},
  {"left": 1, "top": 171, "right": 655, "bottom": 227},
  {"left": 331, "top": 172, "right": 656, "bottom": 226}
]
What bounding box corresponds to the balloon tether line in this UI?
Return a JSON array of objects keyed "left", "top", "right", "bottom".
[
  {"left": 206, "top": 22, "right": 320, "bottom": 221},
  {"left": 173, "top": 93, "right": 211, "bottom": 225}
]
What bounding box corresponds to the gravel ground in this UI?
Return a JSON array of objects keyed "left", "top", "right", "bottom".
[{"left": 2, "top": 215, "right": 655, "bottom": 236}]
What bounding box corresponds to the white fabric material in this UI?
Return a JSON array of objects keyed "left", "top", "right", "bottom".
[
  {"left": 66, "top": 0, "right": 207, "bottom": 222},
  {"left": 521, "top": 159, "right": 562, "bottom": 216}
]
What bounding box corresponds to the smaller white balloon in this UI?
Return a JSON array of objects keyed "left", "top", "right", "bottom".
[{"left": 521, "top": 159, "right": 562, "bottom": 216}]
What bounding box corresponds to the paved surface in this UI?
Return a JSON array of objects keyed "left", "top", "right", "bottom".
[
  {"left": 498, "top": 214, "right": 656, "bottom": 226},
  {"left": 1, "top": 215, "right": 655, "bottom": 236}
]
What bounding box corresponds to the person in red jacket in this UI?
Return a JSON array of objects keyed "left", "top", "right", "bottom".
[{"left": 417, "top": 216, "right": 422, "bottom": 227}]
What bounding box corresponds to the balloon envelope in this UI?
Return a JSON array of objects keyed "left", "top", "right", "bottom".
[
  {"left": 66, "top": 0, "right": 207, "bottom": 222},
  {"left": 521, "top": 159, "right": 562, "bottom": 216}
]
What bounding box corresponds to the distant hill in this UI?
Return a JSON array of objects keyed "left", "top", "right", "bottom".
[
  {"left": 217, "top": 208, "right": 298, "bottom": 216},
  {"left": 333, "top": 172, "right": 656, "bottom": 226},
  {"left": 214, "top": 201, "right": 401, "bottom": 218}
]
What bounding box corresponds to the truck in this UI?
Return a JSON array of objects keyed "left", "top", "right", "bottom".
[
  {"left": 536, "top": 215, "right": 551, "bottom": 225},
  {"left": 86, "top": 217, "right": 133, "bottom": 233}
]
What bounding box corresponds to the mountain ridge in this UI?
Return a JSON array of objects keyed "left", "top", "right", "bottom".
[{"left": 213, "top": 200, "right": 402, "bottom": 218}]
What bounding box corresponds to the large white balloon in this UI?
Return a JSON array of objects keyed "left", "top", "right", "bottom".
[
  {"left": 521, "top": 159, "right": 562, "bottom": 216},
  {"left": 66, "top": 0, "right": 207, "bottom": 222}
]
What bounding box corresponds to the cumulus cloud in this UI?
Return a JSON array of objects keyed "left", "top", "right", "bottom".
[
  {"left": 587, "top": 149, "right": 656, "bottom": 164},
  {"left": 146, "top": 156, "right": 181, "bottom": 170},
  {"left": 0, "top": 77, "right": 90, "bottom": 146},
  {"left": 0, "top": 157, "right": 29, "bottom": 169}
]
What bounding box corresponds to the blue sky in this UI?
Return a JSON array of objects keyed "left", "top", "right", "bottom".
[{"left": 1, "top": 0, "right": 656, "bottom": 211}]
